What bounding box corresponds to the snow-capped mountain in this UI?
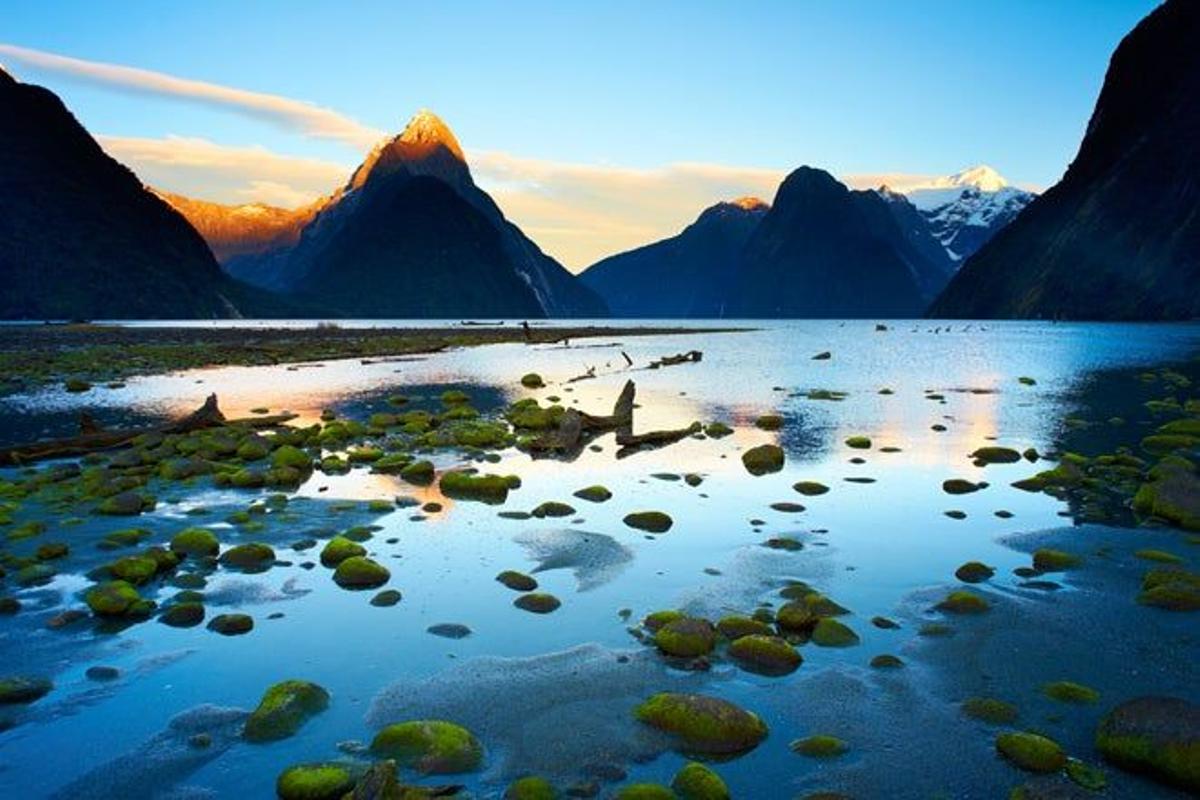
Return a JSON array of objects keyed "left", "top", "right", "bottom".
[{"left": 881, "top": 166, "right": 1036, "bottom": 264}]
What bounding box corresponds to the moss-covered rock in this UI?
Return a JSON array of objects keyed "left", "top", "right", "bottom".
[
  {"left": 496, "top": 570, "right": 538, "bottom": 591},
  {"left": 505, "top": 776, "right": 558, "bottom": 800},
  {"left": 728, "top": 634, "right": 802, "bottom": 676},
  {"left": 333, "top": 556, "right": 390, "bottom": 589},
  {"left": 936, "top": 590, "right": 990, "bottom": 614},
  {"left": 742, "top": 444, "right": 784, "bottom": 476},
  {"left": 643, "top": 609, "right": 685, "bottom": 632},
  {"left": 793, "top": 481, "right": 829, "bottom": 496},
  {"left": 655, "top": 617, "right": 716, "bottom": 657},
  {"left": 399, "top": 460, "right": 435, "bottom": 485},
  {"left": 243, "top": 679, "right": 330, "bottom": 743},
  {"left": 962, "top": 697, "right": 1019, "bottom": 724},
  {"left": 170, "top": 527, "right": 219, "bottom": 558},
  {"left": 0, "top": 676, "right": 52, "bottom": 705},
  {"left": 790, "top": 735, "right": 848, "bottom": 758},
  {"left": 1033, "top": 549, "right": 1081, "bottom": 572},
  {"left": 370, "top": 720, "right": 483, "bottom": 774},
  {"left": 159, "top": 601, "right": 205, "bottom": 628},
  {"left": 107, "top": 555, "right": 159, "bottom": 584},
  {"left": 634, "top": 692, "right": 768, "bottom": 756},
  {"left": 440, "top": 471, "right": 515, "bottom": 504},
  {"left": 955, "top": 561, "right": 996, "bottom": 583},
  {"left": 207, "top": 613, "right": 253, "bottom": 636},
  {"left": 870, "top": 654, "right": 904, "bottom": 669},
  {"left": 97, "top": 490, "right": 152, "bottom": 516},
  {"left": 531, "top": 501, "right": 575, "bottom": 519},
  {"left": 810, "top": 618, "right": 860, "bottom": 647},
  {"left": 943, "top": 479, "right": 982, "bottom": 495},
  {"left": 996, "top": 731, "right": 1067, "bottom": 773},
  {"left": 623, "top": 510, "right": 673, "bottom": 533},
  {"left": 716, "top": 615, "right": 773, "bottom": 640},
  {"left": 573, "top": 485, "right": 612, "bottom": 503},
  {"left": 521, "top": 373, "right": 545, "bottom": 389},
  {"left": 320, "top": 536, "right": 366, "bottom": 567},
  {"left": 971, "top": 446, "right": 1022, "bottom": 464},
  {"left": 1044, "top": 681, "right": 1100, "bottom": 705},
  {"left": 86, "top": 580, "right": 142, "bottom": 616},
  {"left": 755, "top": 414, "right": 783, "bottom": 431},
  {"left": 615, "top": 786, "right": 676, "bottom": 800},
  {"left": 1095, "top": 696, "right": 1199, "bottom": 793},
  {"left": 219, "top": 542, "right": 275, "bottom": 572},
  {"left": 844, "top": 436, "right": 871, "bottom": 450},
  {"left": 513, "top": 593, "right": 561, "bottom": 614},
  {"left": 271, "top": 445, "right": 312, "bottom": 471},
  {"left": 669, "top": 762, "right": 728, "bottom": 800},
  {"left": 704, "top": 422, "right": 733, "bottom": 438},
  {"left": 1137, "top": 568, "right": 1200, "bottom": 611},
  {"left": 276, "top": 762, "right": 356, "bottom": 800}
]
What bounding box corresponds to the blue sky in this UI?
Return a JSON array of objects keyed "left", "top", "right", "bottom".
[{"left": 0, "top": 0, "right": 1160, "bottom": 267}]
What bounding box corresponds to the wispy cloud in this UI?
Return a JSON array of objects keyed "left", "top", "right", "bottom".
[
  {"left": 97, "top": 135, "right": 349, "bottom": 207},
  {"left": 0, "top": 43, "right": 384, "bottom": 149},
  {"left": 469, "top": 152, "right": 787, "bottom": 269}
]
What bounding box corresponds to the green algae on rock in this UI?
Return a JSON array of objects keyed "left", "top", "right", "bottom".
[
  {"left": 276, "top": 762, "right": 357, "bottom": 800},
  {"left": 634, "top": 692, "right": 768, "bottom": 756},
  {"left": 755, "top": 414, "right": 783, "bottom": 431},
  {"left": 655, "top": 617, "right": 717, "bottom": 658},
  {"left": 943, "top": 479, "right": 982, "bottom": 495},
  {"left": 371, "top": 589, "right": 402, "bottom": 607},
  {"left": 218, "top": 542, "right": 275, "bottom": 572},
  {"left": 1137, "top": 568, "right": 1200, "bottom": 611},
  {"left": 955, "top": 561, "right": 996, "bottom": 583},
  {"left": 728, "top": 634, "right": 802, "bottom": 676},
  {"left": 624, "top": 511, "right": 673, "bottom": 533},
  {"left": 207, "top": 613, "right": 253, "bottom": 636},
  {"left": 790, "top": 735, "right": 848, "bottom": 758},
  {"left": 505, "top": 775, "right": 558, "bottom": 800},
  {"left": 531, "top": 501, "right": 576, "bottom": 519},
  {"left": 159, "top": 601, "right": 205, "bottom": 628},
  {"left": 1044, "top": 681, "right": 1100, "bottom": 705},
  {"left": 333, "top": 556, "right": 390, "bottom": 589},
  {"left": 1032, "top": 549, "right": 1081, "bottom": 572},
  {"left": 514, "top": 593, "right": 561, "bottom": 614},
  {"left": 962, "top": 697, "right": 1019, "bottom": 725},
  {"left": 809, "top": 618, "right": 860, "bottom": 647},
  {"left": 170, "top": 527, "right": 219, "bottom": 558},
  {"left": 521, "top": 373, "right": 545, "bottom": 389},
  {"left": 996, "top": 731, "right": 1067, "bottom": 773},
  {"left": 844, "top": 436, "right": 871, "bottom": 449},
  {"left": 496, "top": 570, "right": 538, "bottom": 592},
  {"left": 716, "top": 615, "right": 773, "bottom": 640},
  {"left": 971, "top": 446, "right": 1022, "bottom": 464},
  {"left": 243, "top": 679, "right": 330, "bottom": 743},
  {"left": 742, "top": 444, "right": 784, "bottom": 476},
  {"left": 320, "top": 536, "right": 366, "bottom": 567},
  {"left": 1095, "top": 696, "right": 1199, "bottom": 793},
  {"left": 399, "top": 460, "right": 435, "bottom": 485},
  {"left": 86, "top": 580, "right": 145, "bottom": 617},
  {"left": 671, "top": 761, "right": 729, "bottom": 800},
  {"left": 615, "top": 785, "right": 676, "bottom": 800},
  {"left": 704, "top": 422, "right": 734, "bottom": 438},
  {"left": 793, "top": 481, "right": 830, "bottom": 496},
  {"left": 370, "top": 720, "right": 483, "bottom": 774},
  {"left": 573, "top": 485, "right": 613, "bottom": 503},
  {"left": 936, "top": 590, "right": 990, "bottom": 614},
  {"left": 440, "top": 471, "right": 517, "bottom": 504},
  {"left": 0, "top": 676, "right": 52, "bottom": 705}
]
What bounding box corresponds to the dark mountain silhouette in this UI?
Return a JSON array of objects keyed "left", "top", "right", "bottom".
[
  {"left": 726, "top": 167, "right": 933, "bottom": 318},
  {"left": 929, "top": 0, "right": 1200, "bottom": 320},
  {"left": 0, "top": 68, "right": 279, "bottom": 320},
  {"left": 221, "top": 111, "right": 605, "bottom": 318},
  {"left": 579, "top": 198, "right": 768, "bottom": 317}
]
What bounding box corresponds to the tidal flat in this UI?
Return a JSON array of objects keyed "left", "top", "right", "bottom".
[{"left": 0, "top": 319, "right": 1197, "bottom": 799}]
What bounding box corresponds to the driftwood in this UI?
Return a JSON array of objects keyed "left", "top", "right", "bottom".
[
  {"left": 527, "top": 380, "right": 697, "bottom": 459},
  {"left": 649, "top": 350, "right": 702, "bottom": 369},
  {"left": 0, "top": 394, "right": 296, "bottom": 466}
]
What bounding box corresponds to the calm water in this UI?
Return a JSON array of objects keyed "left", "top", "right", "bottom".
[{"left": 1, "top": 320, "right": 1197, "bottom": 799}]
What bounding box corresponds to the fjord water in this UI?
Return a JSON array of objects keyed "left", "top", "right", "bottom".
[{"left": 1, "top": 320, "right": 1197, "bottom": 799}]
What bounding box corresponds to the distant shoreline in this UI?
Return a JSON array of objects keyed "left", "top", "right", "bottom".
[{"left": 0, "top": 323, "right": 746, "bottom": 396}]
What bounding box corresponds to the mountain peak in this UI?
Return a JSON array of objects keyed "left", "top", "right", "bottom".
[
  {"left": 731, "top": 196, "right": 768, "bottom": 211},
  {"left": 397, "top": 108, "right": 465, "bottom": 162},
  {"left": 930, "top": 165, "right": 1009, "bottom": 192},
  {"left": 0, "top": 64, "right": 14, "bottom": 84}
]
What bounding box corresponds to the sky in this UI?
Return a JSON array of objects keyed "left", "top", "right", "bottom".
[{"left": 1, "top": 0, "right": 1160, "bottom": 269}]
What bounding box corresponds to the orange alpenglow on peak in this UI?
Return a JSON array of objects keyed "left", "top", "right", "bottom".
[
  {"left": 731, "top": 196, "right": 769, "bottom": 211},
  {"left": 397, "top": 108, "right": 465, "bottom": 162}
]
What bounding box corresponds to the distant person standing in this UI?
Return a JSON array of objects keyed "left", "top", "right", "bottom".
[{"left": 522, "top": 320, "right": 531, "bottom": 343}]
